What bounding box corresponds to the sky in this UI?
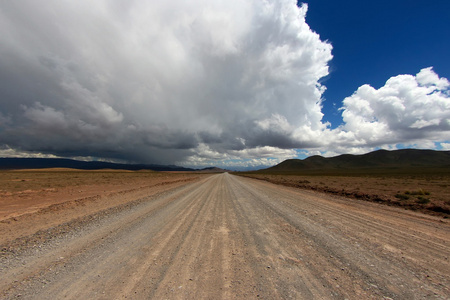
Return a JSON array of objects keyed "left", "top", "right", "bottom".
[{"left": 0, "top": 0, "right": 449, "bottom": 170}]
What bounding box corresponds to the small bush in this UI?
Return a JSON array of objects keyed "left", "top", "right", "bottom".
[
  {"left": 428, "top": 206, "right": 450, "bottom": 214},
  {"left": 416, "top": 196, "right": 430, "bottom": 204},
  {"left": 395, "top": 193, "right": 410, "bottom": 200},
  {"left": 410, "top": 189, "right": 430, "bottom": 196}
]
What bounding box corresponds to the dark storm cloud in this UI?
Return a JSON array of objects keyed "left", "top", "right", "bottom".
[{"left": 0, "top": 0, "right": 332, "bottom": 165}]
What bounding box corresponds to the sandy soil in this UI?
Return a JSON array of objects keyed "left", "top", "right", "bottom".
[
  {"left": 238, "top": 173, "right": 450, "bottom": 217},
  {"left": 1, "top": 173, "right": 449, "bottom": 299},
  {"left": 0, "top": 170, "right": 203, "bottom": 245}
]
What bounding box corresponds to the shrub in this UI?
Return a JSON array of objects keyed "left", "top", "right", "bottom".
[
  {"left": 416, "top": 196, "right": 430, "bottom": 204},
  {"left": 410, "top": 189, "right": 430, "bottom": 196},
  {"left": 395, "top": 193, "right": 410, "bottom": 200},
  {"left": 428, "top": 206, "right": 450, "bottom": 214}
]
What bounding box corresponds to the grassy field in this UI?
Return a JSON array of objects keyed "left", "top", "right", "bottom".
[{"left": 235, "top": 170, "right": 450, "bottom": 218}]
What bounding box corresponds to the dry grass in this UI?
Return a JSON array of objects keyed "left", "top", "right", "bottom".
[
  {"left": 0, "top": 169, "right": 202, "bottom": 221},
  {"left": 236, "top": 173, "right": 450, "bottom": 217},
  {"left": 0, "top": 169, "right": 171, "bottom": 193}
]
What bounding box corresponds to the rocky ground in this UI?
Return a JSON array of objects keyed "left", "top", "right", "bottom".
[{"left": 0, "top": 173, "right": 449, "bottom": 299}]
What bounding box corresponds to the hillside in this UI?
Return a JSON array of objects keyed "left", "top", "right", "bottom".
[
  {"left": 0, "top": 158, "right": 195, "bottom": 172},
  {"left": 196, "top": 167, "right": 229, "bottom": 173},
  {"left": 264, "top": 149, "right": 450, "bottom": 174}
]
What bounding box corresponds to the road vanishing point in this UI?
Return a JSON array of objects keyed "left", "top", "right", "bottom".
[{"left": 1, "top": 173, "right": 449, "bottom": 299}]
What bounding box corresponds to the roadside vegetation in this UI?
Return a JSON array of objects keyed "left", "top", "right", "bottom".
[{"left": 234, "top": 169, "right": 450, "bottom": 218}]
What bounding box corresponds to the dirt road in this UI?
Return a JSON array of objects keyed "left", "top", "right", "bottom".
[{"left": 1, "top": 173, "right": 449, "bottom": 299}]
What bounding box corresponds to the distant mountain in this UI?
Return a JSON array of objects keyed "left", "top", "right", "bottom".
[
  {"left": 0, "top": 157, "right": 196, "bottom": 172},
  {"left": 196, "top": 167, "right": 229, "bottom": 173},
  {"left": 263, "top": 149, "right": 450, "bottom": 174}
]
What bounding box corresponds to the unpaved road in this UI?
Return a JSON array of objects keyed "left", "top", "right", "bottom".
[{"left": 1, "top": 173, "right": 449, "bottom": 299}]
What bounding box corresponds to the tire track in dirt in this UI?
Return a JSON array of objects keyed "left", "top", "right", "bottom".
[
  {"left": 242, "top": 176, "right": 450, "bottom": 279},
  {"left": 1, "top": 173, "right": 449, "bottom": 299},
  {"left": 228, "top": 175, "right": 450, "bottom": 298}
]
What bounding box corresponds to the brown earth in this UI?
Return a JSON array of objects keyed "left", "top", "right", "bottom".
[
  {"left": 1, "top": 173, "right": 449, "bottom": 299},
  {"left": 236, "top": 173, "right": 450, "bottom": 217},
  {"left": 0, "top": 169, "right": 204, "bottom": 244}
]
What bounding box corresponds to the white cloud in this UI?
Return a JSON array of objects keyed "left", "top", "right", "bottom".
[
  {"left": 180, "top": 144, "right": 297, "bottom": 169},
  {"left": 336, "top": 67, "right": 450, "bottom": 148},
  {"left": 0, "top": 145, "right": 59, "bottom": 159},
  {"left": 230, "top": 146, "right": 297, "bottom": 159},
  {"left": 440, "top": 143, "right": 450, "bottom": 150},
  {"left": 278, "top": 67, "right": 450, "bottom": 159}
]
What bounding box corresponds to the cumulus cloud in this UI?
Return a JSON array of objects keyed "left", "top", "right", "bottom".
[
  {"left": 267, "top": 67, "right": 450, "bottom": 160},
  {"left": 337, "top": 67, "right": 450, "bottom": 148},
  {"left": 0, "top": 0, "right": 332, "bottom": 167},
  {"left": 180, "top": 144, "right": 297, "bottom": 170}
]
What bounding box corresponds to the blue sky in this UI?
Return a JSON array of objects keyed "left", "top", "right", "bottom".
[
  {"left": 0, "top": 0, "right": 449, "bottom": 170},
  {"left": 305, "top": 0, "right": 450, "bottom": 128}
]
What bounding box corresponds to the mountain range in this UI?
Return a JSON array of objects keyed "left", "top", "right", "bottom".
[
  {"left": 1, "top": 149, "right": 449, "bottom": 173},
  {"left": 0, "top": 157, "right": 198, "bottom": 172},
  {"left": 263, "top": 149, "right": 450, "bottom": 174}
]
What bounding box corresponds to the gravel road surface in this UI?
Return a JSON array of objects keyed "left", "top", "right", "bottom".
[{"left": 1, "top": 173, "right": 449, "bottom": 299}]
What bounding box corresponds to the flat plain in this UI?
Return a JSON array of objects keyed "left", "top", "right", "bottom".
[
  {"left": 1, "top": 171, "right": 449, "bottom": 299},
  {"left": 0, "top": 169, "right": 202, "bottom": 244},
  {"left": 236, "top": 172, "right": 450, "bottom": 218}
]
